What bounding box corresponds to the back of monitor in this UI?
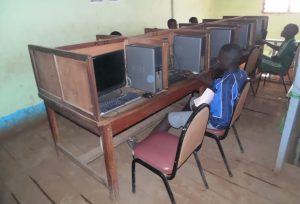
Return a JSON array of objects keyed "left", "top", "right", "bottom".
[
  {"left": 209, "top": 29, "right": 233, "bottom": 60},
  {"left": 173, "top": 35, "right": 204, "bottom": 73},
  {"left": 126, "top": 44, "right": 163, "bottom": 93}
]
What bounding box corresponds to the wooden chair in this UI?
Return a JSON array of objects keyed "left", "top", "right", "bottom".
[
  {"left": 244, "top": 46, "right": 261, "bottom": 96},
  {"left": 256, "top": 43, "right": 300, "bottom": 94},
  {"left": 205, "top": 81, "right": 250, "bottom": 177},
  {"left": 132, "top": 104, "right": 210, "bottom": 204}
]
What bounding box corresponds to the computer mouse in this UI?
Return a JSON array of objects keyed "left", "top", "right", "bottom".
[{"left": 142, "top": 92, "right": 154, "bottom": 98}]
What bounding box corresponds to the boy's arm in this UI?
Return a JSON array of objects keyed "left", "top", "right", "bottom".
[
  {"left": 197, "top": 72, "right": 214, "bottom": 88},
  {"left": 258, "top": 40, "right": 280, "bottom": 51},
  {"left": 186, "top": 69, "right": 223, "bottom": 88}
]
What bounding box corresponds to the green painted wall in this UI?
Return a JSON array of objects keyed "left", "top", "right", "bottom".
[
  {"left": 174, "top": 0, "right": 214, "bottom": 23},
  {"left": 210, "top": 0, "right": 300, "bottom": 40},
  {"left": 1, "top": 0, "right": 299, "bottom": 118},
  {"left": 0, "top": 0, "right": 215, "bottom": 117}
]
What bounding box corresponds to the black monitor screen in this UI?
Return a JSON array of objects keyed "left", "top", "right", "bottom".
[{"left": 93, "top": 50, "right": 126, "bottom": 94}]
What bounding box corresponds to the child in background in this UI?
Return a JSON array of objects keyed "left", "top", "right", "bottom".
[
  {"left": 110, "top": 31, "right": 122, "bottom": 36},
  {"left": 189, "top": 17, "right": 198, "bottom": 24},
  {"left": 167, "top": 19, "right": 178, "bottom": 29}
]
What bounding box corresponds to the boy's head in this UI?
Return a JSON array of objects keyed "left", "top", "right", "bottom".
[
  {"left": 281, "top": 24, "right": 299, "bottom": 39},
  {"left": 110, "top": 31, "right": 122, "bottom": 36},
  {"left": 218, "top": 44, "right": 242, "bottom": 71},
  {"left": 189, "top": 17, "right": 198, "bottom": 24},
  {"left": 168, "top": 18, "right": 177, "bottom": 29}
]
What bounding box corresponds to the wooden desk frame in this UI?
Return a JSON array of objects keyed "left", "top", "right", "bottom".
[
  {"left": 178, "top": 23, "right": 197, "bottom": 28},
  {"left": 96, "top": 34, "right": 125, "bottom": 41},
  {"left": 144, "top": 27, "right": 166, "bottom": 34}
]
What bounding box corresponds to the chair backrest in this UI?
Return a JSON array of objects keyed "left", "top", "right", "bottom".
[
  {"left": 229, "top": 81, "right": 250, "bottom": 127},
  {"left": 175, "top": 104, "right": 210, "bottom": 169},
  {"left": 244, "top": 46, "right": 261, "bottom": 75}
]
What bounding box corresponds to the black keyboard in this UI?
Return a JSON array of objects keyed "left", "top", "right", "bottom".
[
  {"left": 168, "top": 72, "right": 186, "bottom": 85},
  {"left": 100, "top": 92, "right": 141, "bottom": 114}
]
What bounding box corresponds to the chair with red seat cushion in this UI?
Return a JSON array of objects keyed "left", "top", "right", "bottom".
[
  {"left": 205, "top": 81, "right": 250, "bottom": 177},
  {"left": 132, "top": 104, "right": 210, "bottom": 204}
]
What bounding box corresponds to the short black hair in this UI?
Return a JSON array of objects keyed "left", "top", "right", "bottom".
[
  {"left": 167, "top": 18, "right": 177, "bottom": 29},
  {"left": 189, "top": 17, "right": 198, "bottom": 24},
  {"left": 110, "top": 31, "right": 122, "bottom": 36},
  {"left": 220, "top": 43, "right": 242, "bottom": 63},
  {"left": 285, "top": 24, "right": 299, "bottom": 36}
]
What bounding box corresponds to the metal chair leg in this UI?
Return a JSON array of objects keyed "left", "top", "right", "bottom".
[
  {"left": 250, "top": 81, "right": 256, "bottom": 96},
  {"left": 193, "top": 152, "right": 209, "bottom": 189},
  {"left": 255, "top": 73, "right": 262, "bottom": 95},
  {"left": 132, "top": 160, "right": 136, "bottom": 193},
  {"left": 287, "top": 73, "right": 292, "bottom": 84},
  {"left": 133, "top": 159, "right": 176, "bottom": 204},
  {"left": 160, "top": 175, "right": 176, "bottom": 204},
  {"left": 232, "top": 125, "right": 244, "bottom": 153},
  {"left": 215, "top": 139, "right": 233, "bottom": 177},
  {"left": 281, "top": 76, "right": 288, "bottom": 93}
]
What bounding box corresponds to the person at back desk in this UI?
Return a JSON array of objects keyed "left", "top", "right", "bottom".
[
  {"left": 150, "top": 44, "right": 248, "bottom": 134},
  {"left": 110, "top": 31, "right": 122, "bottom": 36},
  {"left": 168, "top": 18, "right": 178, "bottom": 29},
  {"left": 189, "top": 17, "right": 198, "bottom": 24},
  {"left": 258, "top": 24, "right": 298, "bottom": 75}
]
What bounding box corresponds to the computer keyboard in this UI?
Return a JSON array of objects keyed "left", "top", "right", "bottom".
[
  {"left": 168, "top": 72, "right": 186, "bottom": 85},
  {"left": 100, "top": 92, "right": 141, "bottom": 115}
]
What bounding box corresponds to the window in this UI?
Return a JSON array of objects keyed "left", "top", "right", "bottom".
[{"left": 263, "top": 0, "right": 300, "bottom": 13}]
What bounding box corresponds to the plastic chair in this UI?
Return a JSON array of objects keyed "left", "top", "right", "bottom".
[
  {"left": 132, "top": 104, "right": 210, "bottom": 204},
  {"left": 205, "top": 81, "right": 250, "bottom": 177}
]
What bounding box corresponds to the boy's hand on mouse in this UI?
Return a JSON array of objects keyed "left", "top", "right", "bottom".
[
  {"left": 182, "top": 70, "right": 197, "bottom": 79},
  {"left": 198, "top": 71, "right": 214, "bottom": 87},
  {"left": 210, "top": 69, "right": 224, "bottom": 79}
]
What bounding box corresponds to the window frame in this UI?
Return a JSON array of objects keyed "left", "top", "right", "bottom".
[{"left": 263, "top": 0, "right": 300, "bottom": 14}]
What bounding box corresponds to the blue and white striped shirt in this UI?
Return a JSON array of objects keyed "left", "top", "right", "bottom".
[{"left": 209, "top": 69, "right": 248, "bottom": 129}]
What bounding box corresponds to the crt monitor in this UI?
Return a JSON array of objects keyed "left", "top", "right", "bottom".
[
  {"left": 173, "top": 35, "right": 205, "bottom": 74},
  {"left": 234, "top": 23, "right": 251, "bottom": 50},
  {"left": 93, "top": 50, "right": 126, "bottom": 95},
  {"left": 209, "top": 28, "right": 233, "bottom": 62}
]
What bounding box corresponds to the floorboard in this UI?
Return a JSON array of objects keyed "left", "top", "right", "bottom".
[{"left": 0, "top": 82, "right": 299, "bottom": 204}]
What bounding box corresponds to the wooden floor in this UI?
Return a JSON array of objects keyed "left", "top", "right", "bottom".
[{"left": 1, "top": 82, "right": 300, "bottom": 204}]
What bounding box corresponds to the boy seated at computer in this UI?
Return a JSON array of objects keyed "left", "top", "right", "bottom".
[
  {"left": 258, "top": 24, "right": 298, "bottom": 75},
  {"left": 149, "top": 43, "right": 248, "bottom": 134}
]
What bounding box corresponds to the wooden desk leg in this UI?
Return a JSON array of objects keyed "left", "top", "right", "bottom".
[
  {"left": 101, "top": 125, "right": 120, "bottom": 203},
  {"left": 46, "top": 106, "right": 60, "bottom": 155}
]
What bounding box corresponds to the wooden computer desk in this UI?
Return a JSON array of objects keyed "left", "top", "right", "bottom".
[
  {"left": 29, "top": 16, "right": 265, "bottom": 202},
  {"left": 44, "top": 78, "right": 202, "bottom": 203}
]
